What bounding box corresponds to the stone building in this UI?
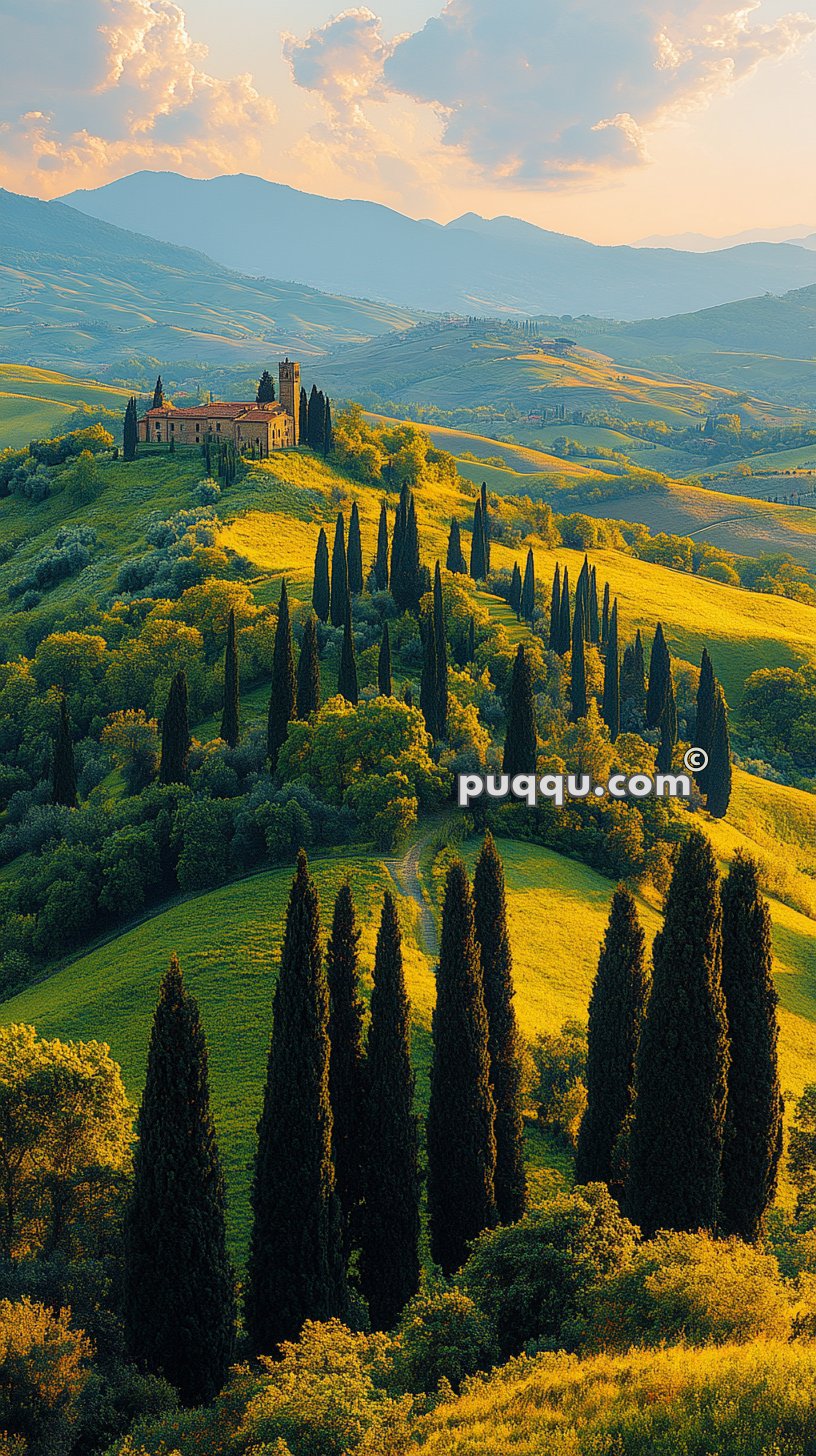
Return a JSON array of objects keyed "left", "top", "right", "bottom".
[{"left": 138, "top": 358, "right": 301, "bottom": 454}]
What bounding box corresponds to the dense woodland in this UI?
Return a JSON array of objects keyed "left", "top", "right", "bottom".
[{"left": 1, "top": 386, "right": 816, "bottom": 1456}]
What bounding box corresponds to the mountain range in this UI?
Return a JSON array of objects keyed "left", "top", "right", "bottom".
[{"left": 61, "top": 171, "right": 816, "bottom": 321}]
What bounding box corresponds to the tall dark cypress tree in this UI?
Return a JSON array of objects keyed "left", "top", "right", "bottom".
[
  {"left": 502, "top": 643, "right": 537, "bottom": 776},
  {"left": 323, "top": 398, "right": 333, "bottom": 456},
  {"left": 433, "top": 560, "right": 448, "bottom": 738},
  {"left": 719, "top": 853, "right": 783, "bottom": 1242},
  {"left": 707, "top": 685, "right": 732, "bottom": 819},
  {"left": 575, "top": 556, "right": 590, "bottom": 636},
  {"left": 361, "top": 891, "right": 420, "bottom": 1329},
  {"left": 473, "top": 833, "right": 526, "bottom": 1224},
  {"left": 626, "top": 830, "right": 729, "bottom": 1238},
  {"left": 123, "top": 397, "right": 138, "bottom": 461},
  {"left": 520, "top": 549, "right": 535, "bottom": 622},
  {"left": 307, "top": 384, "right": 323, "bottom": 448},
  {"left": 646, "top": 622, "right": 671, "bottom": 728},
  {"left": 374, "top": 502, "right": 390, "bottom": 590},
  {"left": 621, "top": 629, "right": 647, "bottom": 727},
  {"left": 159, "top": 670, "right": 190, "bottom": 786},
  {"left": 501, "top": 565, "right": 517, "bottom": 622},
  {"left": 330, "top": 513, "right": 349, "bottom": 628},
  {"left": 695, "top": 649, "right": 716, "bottom": 794},
  {"left": 588, "top": 566, "right": 600, "bottom": 644},
  {"left": 296, "top": 613, "right": 321, "bottom": 719},
  {"left": 337, "top": 600, "right": 359, "bottom": 705},
  {"left": 377, "top": 621, "right": 393, "bottom": 696},
  {"left": 52, "top": 694, "right": 77, "bottom": 808},
  {"left": 480, "top": 481, "right": 491, "bottom": 574},
  {"left": 575, "top": 888, "right": 648, "bottom": 1194},
  {"left": 420, "top": 600, "right": 439, "bottom": 738},
  {"left": 601, "top": 581, "right": 610, "bottom": 647},
  {"left": 392, "top": 489, "right": 423, "bottom": 614},
  {"left": 267, "top": 579, "right": 296, "bottom": 771},
  {"left": 256, "top": 370, "right": 275, "bottom": 404},
  {"left": 390, "top": 484, "right": 408, "bottom": 597},
  {"left": 326, "top": 884, "right": 365, "bottom": 1253},
  {"left": 447, "top": 518, "right": 467, "bottom": 575},
  {"left": 548, "top": 564, "right": 561, "bottom": 651},
  {"left": 220, "top": 608, "right": 240, "bottom": 748},
  {"left": 152, "top": 375, "right": 164, "bottom": 409},
  {"left": 558, "top": 566, "right": 571, "bottom": 656},
  {"left": 601, "top": 599, "right": 620, "bottom": 741},
  {"left": 245, "top": 852, "right": 346, "bottom": 1352},
  {"left": 299, "top": 386, "right": 308, "bottom": 444},
  {"left": 313, "top": 527, "right": 330, "bottom": 622},
  {"left": 657, "top": 672, "right": 678, "bottom": 774},
  {"left": 124, "top": 956, "right": 236, "bottom": 1405},
  {"left": 570, "top": 592, "right": 588, "bottom": 722},
  {"left": 470, "top": 498, "right": 486, "bottom": 581},
  {"left": 427, "top": 861, "right": 497, "bottom": 1275},
  {"left": 347, "top": 502, "right": 364, "bottom": 595}
]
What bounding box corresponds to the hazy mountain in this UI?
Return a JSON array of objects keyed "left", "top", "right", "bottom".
[
  {"left": 636, "top": 225, "right": 816, "bottom": 251},
  {"left": 61, "top": 171, "right": 816, "bottom": 321},
  {"left": 0, "top": 188, "right": 420, "bottom": 371}
]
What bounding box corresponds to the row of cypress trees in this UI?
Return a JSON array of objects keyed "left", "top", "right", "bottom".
[
  {"left": 576, "top": 833, "right": 782, "bottom": 1243},
  {"left": 300, "top": 384, "right": 333, "bottom": 454},
  {"left": 313, "top": 488, "right": 426, "bottom": 627}
]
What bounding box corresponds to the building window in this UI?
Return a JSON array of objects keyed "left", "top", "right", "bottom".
[{"left": 216, "top": 423, "right": 221, "bottom": 433}]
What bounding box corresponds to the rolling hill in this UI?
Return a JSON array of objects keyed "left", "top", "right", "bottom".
[
  {"left": 0, "top": 188, "right": 421, "bottom": 372},
  {"left": 61, "top": 170, "right": 816, "bottom": 321}
]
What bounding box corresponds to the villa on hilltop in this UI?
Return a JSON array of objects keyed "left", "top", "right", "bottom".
[{"left": 138, "top": 359, "right": 301, "bottom": 454}]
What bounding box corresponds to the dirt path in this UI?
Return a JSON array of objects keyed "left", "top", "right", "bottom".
[{"left": 384, "top": 831, "right": 439, "bottom": 960}]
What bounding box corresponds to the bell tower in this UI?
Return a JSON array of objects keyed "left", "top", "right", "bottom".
[{"left": 278, "top": 358, "right": 301, "bottom": 445}]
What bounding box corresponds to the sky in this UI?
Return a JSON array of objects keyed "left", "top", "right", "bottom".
[{"left": 1, "top": 0, "right": 815, "bottom": 244}]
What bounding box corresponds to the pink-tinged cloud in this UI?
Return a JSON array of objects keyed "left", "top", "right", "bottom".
[
  {"left": 0, "top": 0, "right": 278, "bottom": 193},
  {"left": 287, "top": 0, "right": 816, "bottom": 185}
]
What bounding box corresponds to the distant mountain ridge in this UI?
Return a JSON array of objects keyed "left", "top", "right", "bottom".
[
  {"left": 61, "top": 170, "right": 816, "bottom": 321},
  {"left": 0, "top": 188, "right": 421, "bottom": 370}
]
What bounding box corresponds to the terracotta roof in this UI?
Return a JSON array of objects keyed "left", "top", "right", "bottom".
[
  {"left": 238, "top": 407, "right": 289, "bottom": 422},
  {"left": 141, "top": 401, "right": 287, "bottom": 421}
]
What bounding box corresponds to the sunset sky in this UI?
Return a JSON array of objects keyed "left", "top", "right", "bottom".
[{"left": 1, "top": 0, "right": 815, "bottom": 243}]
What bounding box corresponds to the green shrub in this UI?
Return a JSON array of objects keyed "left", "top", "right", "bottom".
[{"left": 388, "top": 1290, "right": 497, "bottom": 1395}]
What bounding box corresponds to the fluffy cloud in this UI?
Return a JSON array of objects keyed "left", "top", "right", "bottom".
[
  {"left": 0, "top": 0, "right": 278, "bottom": 193},
  {"left": 286, "top": 0, "right": 816, "bottom": 185}
]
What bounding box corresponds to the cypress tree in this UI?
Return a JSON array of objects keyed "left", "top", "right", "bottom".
[
  {"left": 548, "top": 564, "right": 561, "bottom": 651},
  {"left": 719, "top": 853, "right": 783, "bottom": 1242},
  {"left": 657, "top": 672, "right": 678, "bottom": 774},
  {"left": 558, "top": 566, "right": 571, "bottom": 655},
  {"left": 575, "top": 888, "right": 648, "bottom": 1194},
  {"left": 256, "top": 370, "right": 275, "bottom": 403},
  {"left": 267, "top": 579, "right": 296, "bottom": 771},
  {"left": 52, "top": 694, "right": 77, "bottom": 808},
  {"left": 502, "top": 643, "right": 537, "bottom": 776},
  {"left": 361, "top": 891, "right": 420, "bottom": 1329},
  {"left": 470, "top": 498, "right": 486, "bottom": 581},
  {"left": 621, "top": 629, "right": 647, "bottom": 727},
  {"left": 626, "top": 830, "right": 729, "bottom": 1237},
  {"left": 646, "top": 623, "right": 671, "bottom": 728},
  {"left": 152, "top": 375, "right": 164, "bottom": 409},
  {"left": 570, "top": 592, "right": 587, "bottom": 722},
  {"left": 427, "top": 861, "right": 497, "bottom": 1275},
  {"left": 246, "top": 852, "right": 346, "bottom": 1352},
  {"left": 575, "top": 556, "right": 589, "bottom": 635},
  {"left": 433, "top": 560, "right": 448, "bottom": 738},
  {"left": 391, "top": 488, "right": 423, "bottom": 614},
  {"left": 220, "top": 608, "right": 240, "bottom": 748},
  {"left": 509, "top": 562, "right": 522, "bottom": 618},
  {"left": 337, "top": 600, "right": 359, "bottom": 705},
  {"left": 323, "top": 398, "right": 333, "bottom": 456},
  {"left": 707, "top": 685, "right": 732, "bottom": 819},
  {"left": 313, "top": 527, "right": 330, "bottom": 622},
  {"left": 601, "top": 581, "right": 610, "bottom": 647},
  {"left": 473, "top": 833, "right": 526, "bottom": 1224},
  {"left": 601, "top": 599, "right": 620, "bottom": 742},
  {"left": 377, "top": 621, "right": 393, "bottom": 696},
  {"left": 326, "top": 884, "right": 366, "bottom": 1254},
  {"left": 347, "top": 502, "right": 364, "bottom": 595},
  {"left": 330, "top": 513, "right": 349, "bottom": 628},
  {"left": 307, "top": 384, "right": 324, "bottom": 448},
  {"left": 296, "top": 613, "right": 321, "bottom": 719},
  {"left": 374, "top": 502, "right": 389, "bottom": 590},
  {"left": 159, "top": 670, "right": 190, "bottom": 786},
  {"left": 480, "top": 481, "right": 491, "bottom": 574},
  {"left": 695, "top": 648, "right": 716, "bottom": 794},
  {"left": 390, "top": 484, "right": 408, "bottom": 598},
  {"left": 447, "top": 518, "right": 467, "bottom": 575},
  {"left": 123, "top": 397, "right": 138, "bottom": 461},
  {"left": 420, "top": 599, "right": 439, "bottom": 738},
  {"left": 588, "top": 566, "right": 599, "bottom": 644},
  {"left": 299, "top": 386, "right": 308, "bottom": 443},
  {"left": 520, "top": 548, "right": 535, "bottom": 622},
  {"left": 124, "top": 956, "right": 236, "bottom": 1405}
]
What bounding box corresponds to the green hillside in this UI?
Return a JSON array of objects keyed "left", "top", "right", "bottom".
[{"left": 0, "top": 363, "right": 131, "bottom": 446}]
